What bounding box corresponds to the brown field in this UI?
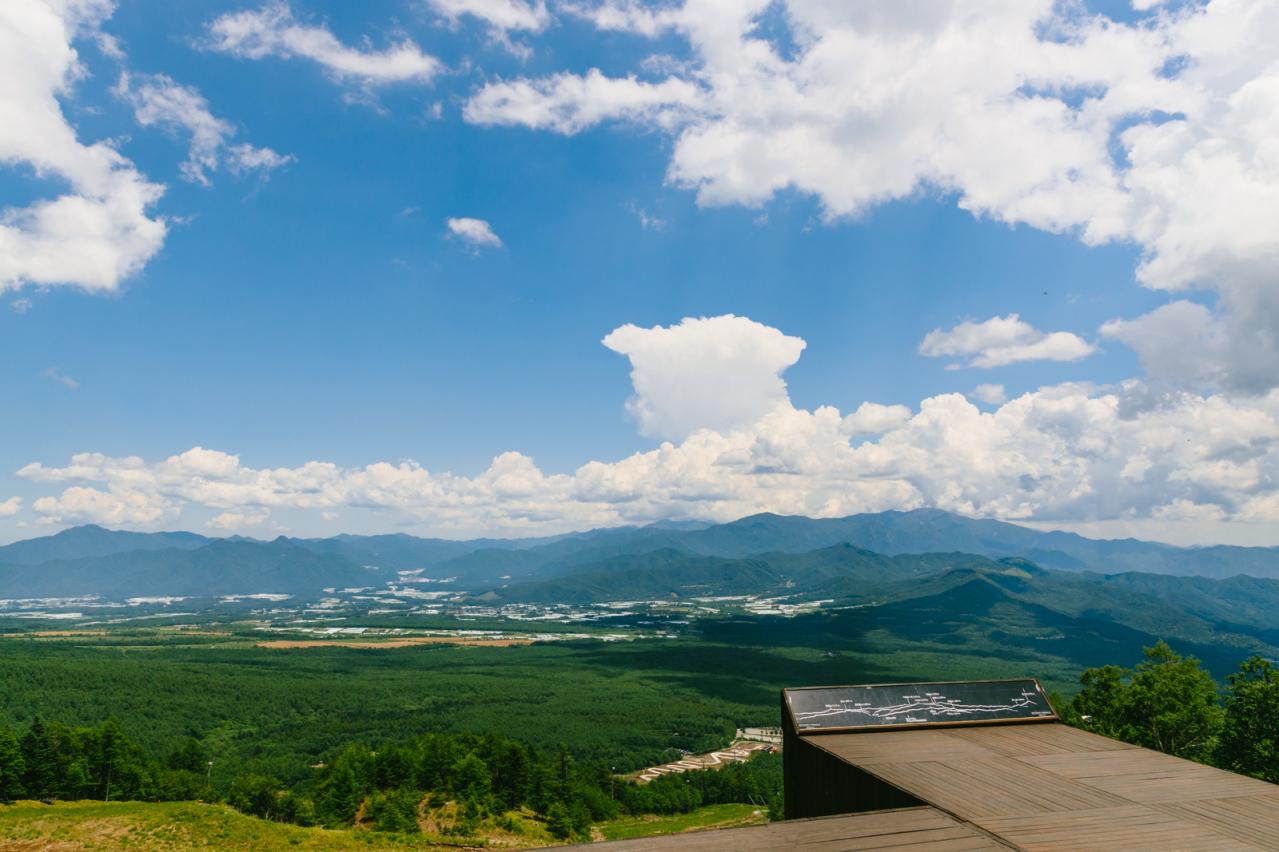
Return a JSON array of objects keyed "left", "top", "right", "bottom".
[
  {"left": 26, "top": 630, "right": 108, "bottom": 638},
  {"left": 156, "top": 629, "right": 232, "bottom": 636},
  {"left": 255, "top": 636, "right": 533, "bottom": 649}
]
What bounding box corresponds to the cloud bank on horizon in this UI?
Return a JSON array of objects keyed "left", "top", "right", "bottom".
[
  {"left": 18, "top": 313, "right": 1279, "bottom": 545},
  {"left": 3, "top": 0, "right": 1279, "bottom": 544}
]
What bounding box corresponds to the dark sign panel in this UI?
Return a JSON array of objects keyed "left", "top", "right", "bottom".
[{"left": 785, "top": 679, "right": 1056, "bottom": 732}]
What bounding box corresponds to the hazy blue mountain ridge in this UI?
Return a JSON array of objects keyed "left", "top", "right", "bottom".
[
  {"left": 0, "top": 538, "right": 379, "bottom": 599},
  {"left": 0, "top": 524, "right": 210, "bottom": 566},
  {"left": 423, "top": 509, "right": 1279, "bottom": 580},
  {"left": 3, "top": 509, "right": 1278, "bottom": 604}
]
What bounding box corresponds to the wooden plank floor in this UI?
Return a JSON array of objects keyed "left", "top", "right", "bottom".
[
  {"left": 581, "top": 806, "right": 1004, "bottom": 850},
  {"left": 976, "top": 805, "right": 1255, "bottom": 851},
  {"left": 578, "top": 724, "right": 1279, "bottom": 849},
  {"left": 803, "top": 723, "right": 1279, "bottom": 850}
]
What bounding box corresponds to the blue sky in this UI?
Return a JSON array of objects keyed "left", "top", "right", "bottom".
[{"left": 3, "top": 0, "right": 1278, "bottom": 545}]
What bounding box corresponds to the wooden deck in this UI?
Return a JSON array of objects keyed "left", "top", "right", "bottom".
[
  {"left": 582, "top": 723, "right": 1279, "bottom": 849},
  {"left": 583, "top": 806, "right": 1003, "bottom": 850},
  {"left": 807, "top": 723, "right": 1279, "bottom": 850}
]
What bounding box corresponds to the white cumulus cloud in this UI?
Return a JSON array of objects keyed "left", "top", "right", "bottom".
[
  {"left": 206, "top": 3, "right": 441, "bottom": 88},
  {"left": 1100, "top": 300, "right": 1276, "bottom": 394},
  {"left": 0, "top": 0, "right": 166, "bottom": 293},
  {"left": 206, "top": 510, "right": 270, "bottom": 531},
  {"left": 32, "top": 485, "right": 169, "bottom": 526},
  {"left": 427, "top": 0, "right": 549, "bottom": 33},
  {"left": 602, "top": 315, "right": 806, "bottom": 441},
  {"left": 0, "top": 497, "right": 21, "bottom": 517},
  {"left": 972, "top": 384, "right": 1009, "bottom": 405},
  {"left": 464, "top": 69, "right": 703, "bottom": 134},
  {"left": 446, "top": 216, "right": 503, "bottom": 249},
  {"left": 919, "top": 315, "right": 1096, "bottom": 369}
]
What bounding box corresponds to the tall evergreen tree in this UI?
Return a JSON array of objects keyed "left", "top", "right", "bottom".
[
  {"left": 19, "top": 718, "right": 56, "bottom": 801},
  {"left": 451, "top": 752, "right": 491, "bottom": 804},
  {"left": 545, "top": 801, "right": 573, "bottom": 840},
  {"left": 315, "top": 760, "right": 365, "bottom": 826},
  {"left": 0, "top": 727, "right": 25, "bottom": 802}
]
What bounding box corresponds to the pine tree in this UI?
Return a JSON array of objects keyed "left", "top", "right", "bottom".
[
  {"left": 315, "top": 762, "right": 364, "bottom": 826},
  {"left": 451, "top": 752, "right": 491, "bottom": 803},
  {"left": 0, "top": 727, "right": 25, "bottom": 802},
  {"left": 166, "top": 738, "right": 207, "bottom": 774},
  {"left": 94, "top": 718, "right": 128, "bottom": 801},
  {"left": 20, "top": 718, "right": 56, "bottom": 801},
  {"left": 545, "top": 801, "right": 573, "bottom": 840}
]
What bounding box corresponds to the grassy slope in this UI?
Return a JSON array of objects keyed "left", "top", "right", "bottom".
[
  {"left": 0, "top": 801, "right": 762, "bottom": 849},
  {"left": 595, "top": 804, "right": 766, "bottom": 841},
  {"left": 0, "top": 801, "right": 457, "bottom": 850}
]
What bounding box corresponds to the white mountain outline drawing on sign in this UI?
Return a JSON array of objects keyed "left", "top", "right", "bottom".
[{"left": 794, "top": 688, "right": 1050, "bottom": 726}]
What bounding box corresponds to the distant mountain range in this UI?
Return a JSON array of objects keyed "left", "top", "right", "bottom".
[{"left": 1, "top": 509, "right": 1277, "bottom": 602}]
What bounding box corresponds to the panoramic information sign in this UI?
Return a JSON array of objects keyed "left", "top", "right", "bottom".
[{"left": 785, "top": 679, "right": 1056, "bottom": 733}]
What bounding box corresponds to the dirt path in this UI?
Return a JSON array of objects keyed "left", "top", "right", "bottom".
[{"left": 633, "top": 741, "right": 775, "bottom": 783}]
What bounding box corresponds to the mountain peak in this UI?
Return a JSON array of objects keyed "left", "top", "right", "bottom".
[{"left": 57, "top": 523, "right": 110, "bottom": 535}]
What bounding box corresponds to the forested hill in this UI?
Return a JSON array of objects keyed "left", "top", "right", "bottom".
[
  {"left": 473, "top": 546, "right": 1279, "bottom": 656},
  {"left": 474, "top": 546, "right": 996, "bottom": 605}
]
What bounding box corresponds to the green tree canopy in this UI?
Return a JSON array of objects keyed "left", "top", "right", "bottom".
[
  {"left": 1070, "top": 641, "right": 1222, "bottom": 762},
  {"left": 0, "top": 727, "right": 25, "bottom": 802},
  {"left": 1217, "top": 656, "right": 1279, "bottom": 782}
]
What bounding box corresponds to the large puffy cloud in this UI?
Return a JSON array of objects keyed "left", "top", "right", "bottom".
[
  {"left": 114, "top": 72, "right": 293, "bottom": 186},
  {"left": 15, "top": 316, "right": 1279, "bottom": 541},
  {"left": 206, "top": 3, "right": 441, "bottom": 88},
  {"left": 602, "top": 315, "right": 805, "bottom": 441},
  {"left": 0, "top": 0, "right": 166, "bottom": 292},
  {"left": 32, "top": 485, "right": 170, "bottom": 526},
  {"left": 920, "top": 315, "right": 1096, "bottom": 369},
  {"left": 466, "top": 0, "right": 1279, "bottom": 393}
]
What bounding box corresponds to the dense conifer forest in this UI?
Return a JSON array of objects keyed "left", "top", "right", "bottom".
[
  {"left": 0, "top": 718, "right": 782, "bottom": 842},
  {"left": 2, "top": 640, "right": 1277, "bottom": 843}
]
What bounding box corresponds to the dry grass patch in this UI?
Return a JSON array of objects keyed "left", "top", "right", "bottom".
[{"left": 256, "top": 637, "right": 532, "bottom": 649}]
